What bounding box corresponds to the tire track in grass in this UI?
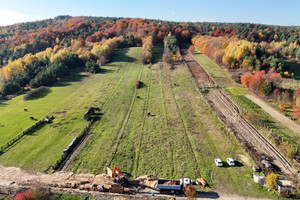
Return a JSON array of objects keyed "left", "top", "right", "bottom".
[
  {"left": 107, "top": 65, "right": 145, "bottom": 167},
  {"left": 158, "top": 68, "right": 175, "bottom": 176},
  {"left": 163, "top": 66, "right": 200, "bottom": 177},
  {"left": 65, "top": 65, "right": 131, "bottom": 172},
  {"left": 86, "top": 64, "right": 137, "bottom": 170},
  {"left": 166, "top": 64, "right": 242, "bottom": 189},
  {"left": 132, "top": 67, "right": 152, "bottom": 175}
]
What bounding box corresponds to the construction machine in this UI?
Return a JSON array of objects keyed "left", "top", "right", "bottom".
[{"left": 113, "top": 165, "right": 128, "bottom": 184}]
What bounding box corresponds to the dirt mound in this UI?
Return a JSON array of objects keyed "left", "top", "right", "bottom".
[
  {"left": 0, "top": 165, "right": 114, "bottom": 194},
  {"left": 164, "top": 180, "right": 180, "bottom": 185}
]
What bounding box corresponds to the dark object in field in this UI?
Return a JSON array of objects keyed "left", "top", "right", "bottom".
[
  {"left": 24, "top": 108, "right": 28, "bottom": 111},
  {"left": 147, "top": 112, "right": 151, "bottom": 116},
  {"left": 147, "top": 112, "right": 155, "bottom": 117},
  {"left": 23, "top": 86, "right": 49, "bottom": 101},
  {"left": 84, "top": 107, "right": 101, "bottom": 121},
  {"left": 30, "top": 116, "right": 35, "bottom": 120},
  {"left": 134, "top": 80, "right": 145, "bottom": 89},
  {"left": 135, "top": 80, "right": 141, "bottom": 89},
  {"left": 137, "top": 96, "right": 140, "bottom": 99}
]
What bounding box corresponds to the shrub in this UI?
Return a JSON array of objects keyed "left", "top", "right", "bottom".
[
  {"left": 134, "top": 80, "right": 144, "bottom": 89},
  {"left": 265, "top": 172, "right": 278, "bottom": 189},
  {"left": 23, "top": 86, "right": 49, "bottom": 101},
  {"left": 185, "top": 185, "right": 197, "bottom": 200},
  {"left": 286, "top": 146, "right": 296, "bottom": 160},
  {"left": 261, "top": 81, "right": 274, "bottom": 96},
  {"left": 85, "top": 60, "right": 100, "bottom": 74}
]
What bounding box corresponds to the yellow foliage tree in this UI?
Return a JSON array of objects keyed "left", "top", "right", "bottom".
[{"left": 241, "top": 59, "right": 251, "bottom": 69}]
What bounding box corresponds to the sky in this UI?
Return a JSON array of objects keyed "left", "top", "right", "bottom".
[{"left": 0, "top": 0, "right": 299, "bottom": 26}]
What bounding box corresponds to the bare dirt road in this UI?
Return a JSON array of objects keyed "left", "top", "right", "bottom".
[
  {"left": 181, "top": 49, "right": 296, "bottom": 176},
  {"left": 0, "top": 166, "right": 272, "bottom": 200},
  {"left": 246, "top": 94, "right": 300, "bottom": 135}
]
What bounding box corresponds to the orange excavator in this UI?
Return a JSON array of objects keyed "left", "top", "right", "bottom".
[{"left": 113, "top": 165, "right": 128, "bottom": 183}]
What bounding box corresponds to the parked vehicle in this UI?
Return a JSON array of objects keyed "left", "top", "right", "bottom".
[
  {"left": 157, "top": 178, "right": 192, "bottom": 194},
  {"left": 214, "top": 158, "right": 223, "bottom": 166},
  {"left": 226, "top": 158, "right": 235, "bottom": 166}
]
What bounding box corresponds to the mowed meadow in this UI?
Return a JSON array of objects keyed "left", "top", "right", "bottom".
[{"left": 0, "top": 46, "right": 276, "bottom": 197}]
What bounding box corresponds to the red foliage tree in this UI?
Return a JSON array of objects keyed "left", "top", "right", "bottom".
[
  {"left": 188, "top": 45, "right": 195, "bottom": 54},
  {"left": 249, "top": 70, "right": 266, "bottom": 93},
  {"left": 241, "top": 72, "right": 253, "bottom": 87},
  {"left": 11, "top": 191, "right": 35, "bottom": 200}
]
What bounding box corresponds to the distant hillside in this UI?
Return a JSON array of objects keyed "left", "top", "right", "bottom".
[{"left": 0, "top": 15, "right": 300, "bottom": 97}]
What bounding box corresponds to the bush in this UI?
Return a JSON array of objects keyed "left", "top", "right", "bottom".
[
  {"left": 23, "top": 86, "right": 49, "bottom": 101},
  {"left": 85, "top": 60, "right": 100, "bottom": 73},
  {"left": 134, "top": 80, "right": 145, "bottom": 89},
  {"left": 265, "top": 172, "right": 278, "bottom": 189},
  {"left": 286, "top": 146, "right": 296, "bottom": 160},
  {"left": 261, "top": 81, "right": 274, "bottom": 96},
  {"left": 185, "top": 185, "right": 197, "bottom": 200}
]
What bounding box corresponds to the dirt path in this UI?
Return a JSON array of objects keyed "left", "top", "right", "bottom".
[
  {"left": 181, "top": 49, "right": 297, "bottom": 176},
  {"left": 181, "top": 49, "right": 215, "bottom": 88},
  {"left": 0, "top": 165, "right": 272, "bottom": 200},
  {"left": 246, "top": 94, "right": 300, "bottom": 134}
]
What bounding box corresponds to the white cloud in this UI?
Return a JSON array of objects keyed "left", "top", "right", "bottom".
[
  {"left": 0, "top": 9, "right": 45, "bottom": 26},
  {"left": 171, "top": 11, "right": 176, "bottom": 16}
]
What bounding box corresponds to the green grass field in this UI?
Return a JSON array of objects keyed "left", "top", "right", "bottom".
[
  {"left": 0, "top": 46, "right": 282, "bottom": 198},
  {"left": 0, "top": 48, "right": 139, "bottom": 171},
  {"left": 66, "top": 47, "right": 276, "bottom": 198}
]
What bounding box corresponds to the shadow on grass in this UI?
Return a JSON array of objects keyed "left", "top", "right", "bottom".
[
  {"left": 99, "top": 68, "right": 114, "bottom": 74},
  {"left": 0, "top": 101, "right": 8, "bottom": 107},
  {"left": 110, "top": 48, "right": 136, "bottom": 63},
  {"left": 152, "top": 45, "right": 164, "bottom": 64},
  {"left": 284, "top": 61, "right": 300, "bottom": 80},
  {"left": 193, "top": 52, "right": 202, "bottom": 55},
  {"left": 55, "top": 74, "right": 89, "bottom": 87},
  {"left": 197, "top": 191, "right": 220, "bottom": 199}
]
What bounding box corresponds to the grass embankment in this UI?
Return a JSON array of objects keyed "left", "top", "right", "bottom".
[
  {"left": 192, "top": 52, "right": 235, "bottom": 87},
  {"left": 0, "top": 48, "right": 140, "bottom": 171}
]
